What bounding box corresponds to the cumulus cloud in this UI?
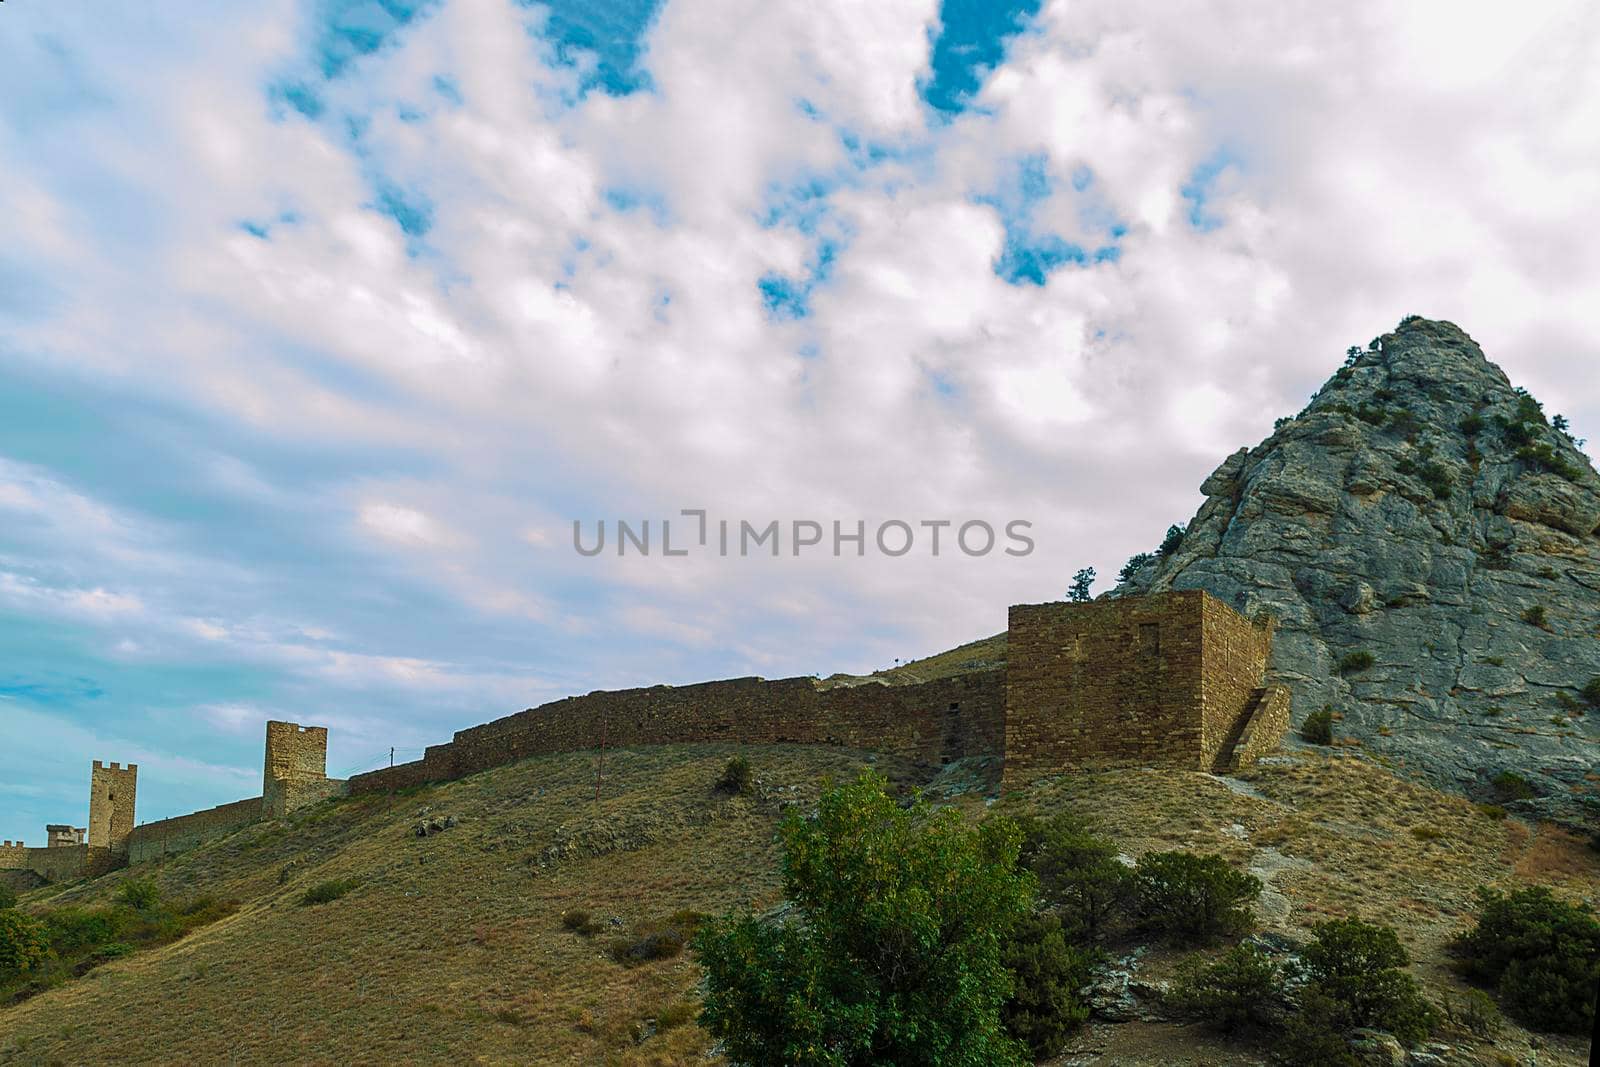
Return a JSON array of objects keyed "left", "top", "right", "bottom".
[{"left": 1, "top": 0, "right": 1597, "bottom": 836}]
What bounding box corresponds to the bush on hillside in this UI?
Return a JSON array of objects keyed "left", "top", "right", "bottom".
[
  {"left": 1441, "top": 988, "right": 1501, "bottom": 1038},
  {"left": 1278, "top": 987, "right": 1359, "bottom": 1067},
  {"left": 1131, "top": 851, "right": 1260, "bottom": 944},
  {"left": 1301, "top": 708, "right": 1335, "bottom": 745},
  {"left": 714, "top": 755, "right": 754, "bottom": 796},
  {"left": 693, "top": 771, "right": 1035, "bottom": 1066},
  {"left": 1490, "top": 771, "right": 1536, "bottom": 802},
  {"left": 1158, "top": 524, "right": 1187, "bottom": 556},
  {"left": 116, "top": 879, "right": 161, "bottom": 911},
  {"left": 300, "top": 878, "right": 359, "bottom": 906},
  {"left": 1013, "top": 812, "right": 1130, "bottom": 941},
  {"left": 1301, "top": 918, "right": 1436, "bottom": 1044},
  {"left": 1453, "top": 886, "right": 1600, "bottom": 1034},
  {"left": 1168, "top": 942, "right": 1285, "bottom": 1034},
  {"left": 1581, "top": 677, "right": 1600, "bottom": 710},
  {"left": 1336, "top": 651, "right": 1375, "bottom": 675},
  {"left": 0, "top": 909, "right": 47, "bottom": 980},
  {"left": 0, "top": 884, "right": 17, "bottom": 911},
  {"left": 1118, "top": 552, "right": 1155, "bottom": 584},
  {"left": 1000, "top": 912, "right": 1095, "bottom": 1058}
]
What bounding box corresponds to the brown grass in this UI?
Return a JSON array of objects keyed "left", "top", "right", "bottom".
[{"left": 2, "top": 744, "right": 1595, "bottom": 1065}]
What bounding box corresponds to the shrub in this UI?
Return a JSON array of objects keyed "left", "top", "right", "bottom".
[
  {"left": 1490, "top": 771, "right": 1535, "bottom": 802},
  {"left": 1477, "top": 804, "right": 1508, "bottom": 821},
  {"left": 116, "top": 879, "right": 160, "bottom": 911},
  {"left": 1581, "top": 677, "right": 1600, "bottom": 710},
  {"left": 1441, "top": 987, "right": 1501, "bottom": 1037},
  {"left": 300, "top": 878, "right": 359, "bottom": 906},
  {"left": 1013, "top": 813, "right": 1129, "bottom": 941},
  {"left": 41, "top": 906, "right": 121, "bottom": 953},
  {"left": 1001, "top": 912, "right": 1094, "bottom": 1058},
  {"left": 654, "top": 1000, "right": 699, "bottom": 1031},
  {"left": 0, "top": 884, "right": 16, "bottom": 911},
  {"left": 1131, "top": 851, "right": 1260, "bottom": 943},
  {"left": 1278, "top": 987, "right": 1359, "bottom": 1067},
  {"left": 1520, "top": 605, "right": 1548, "bottom": 628},
  {"left": 1336, "top": 650, "right": 1375, "bottom": 675},
  {"left": 561, "top": 910, "right": 603, "bottom": 936},
  {"left": 612, "top": 929, "right": 687, "bottom": 966},
  {"left": 1453, "top": 886, "right": 1600, "bottom": 1034},
  {"left": 0, "top": 909, "right": 47, "bottom": 980},
  {"left": 1301, "top": 918, "right": 1436, "bottom": 1044},
  {"left": 1301, "top": 708, "right": 1334, "bottom": 745},
  {"left": 1168, "top": 943, "right": 1284, "bottom": 1033},
  {"left": 1068, "top": 567, "right": 1095, "bottom": 604},
  {"left": 715, "top": 756, "right": 754, "bottom": 797},
  {"left": 693, "top": 771, "right": 1035, "bottom": 1066},
  {"left": 1459, "top": 413, "right": 1485, "bottom": 436}
]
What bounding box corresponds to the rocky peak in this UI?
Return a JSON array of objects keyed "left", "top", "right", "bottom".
[{"left": 1117, "top": 317, "right": 1600, "bottom": 823}]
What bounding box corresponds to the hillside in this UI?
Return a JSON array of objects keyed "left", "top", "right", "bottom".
[{"left": 2, "top": 743, "right": 1595, "bottom": 1065}]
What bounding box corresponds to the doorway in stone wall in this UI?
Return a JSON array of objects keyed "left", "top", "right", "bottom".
[{"left": 940, "top": 701, "right": 963, "bottom": 765}]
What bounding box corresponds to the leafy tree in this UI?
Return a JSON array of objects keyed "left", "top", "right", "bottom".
[
  {"left": 694, "top": 772, "right": 1035, "bottom": 1066},
  {"left": 1301, "top": 919, "right": 1436, "bottom": 1044},
  {"left": 116, "top": 879, "right": 160, "bottom": 911},
  {"left": 0, "top": 909, "right": 47, "bottom": 981},
  {"left": 1000, "top": 912, "right": 1094, "bottom": 1058},
  {"left": 1131, "top": 851, "right": 1260, "bottom": 943},
  {"left": 1068, "top": 567, "right": 1096, "bottom": 604},
  {"left": 1454, "top": 886, "right": 1600, "bottom": 1034},
  {"left": 716, "top": 755, "right": 754, "bottom": 796},
  {"left": 1168, "top": 943, "right": 1284, "bottom": 1034},
  {"left": 1013, "top": 813, "right": 1129, "bottom": 941}
]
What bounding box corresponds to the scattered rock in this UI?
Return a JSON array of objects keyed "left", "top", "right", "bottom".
[{"left": 1348, "top": 1028, "right": 1407, "bottom": 1067}]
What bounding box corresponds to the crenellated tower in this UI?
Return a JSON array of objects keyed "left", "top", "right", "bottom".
[{"left": 88, "top": 761, "right": 138, "bottom": 851}]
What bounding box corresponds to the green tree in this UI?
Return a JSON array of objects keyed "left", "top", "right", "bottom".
[
  {"left": 1068, "top": 568, "right": 1096, "bottom": 603},
  {"left": 0, "top": 883, "right": 17, "bottom": 911},
  {"left": 1131, "top": 851, "right": 1260, "bottom": 943},
  {"left": 1014, "top": 813, "right": 1129, "bottom": 941},
  {"left": 1301, "top": 919, "right": 1436, "bottom": 1044},
  {"left": 0, "top": 909, "right": 47, "bottom": 981},
  {"left": 1168, "top": 942, "right": 1284, "bottom": 1034},
  {"left": 1000, "top": 912, "right": 1094, "bottom": 1059},
  {"left": 694, "top": 771, "right": 1035, "bottom": 1066},
  {"left": 1454, "top": 886, "right": 1600, "bottom": 1034}
]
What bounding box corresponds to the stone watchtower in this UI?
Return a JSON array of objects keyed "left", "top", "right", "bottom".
[
  {"left": 1002, "top": 590, "right": 1290, "bottom": 786},
  {"left": 88, "top": 761, "right": 138, "bottom": 851},
  {"left": 262, "top": 721, "right": 337, "bottom": 817}
]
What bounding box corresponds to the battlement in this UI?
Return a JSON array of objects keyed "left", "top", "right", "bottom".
[{"left": 3, "top": 591, "right": 1286, "bottom": 883}]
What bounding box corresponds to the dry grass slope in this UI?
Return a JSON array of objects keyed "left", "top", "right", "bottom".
[{"left": 2, "top": 745, "right": 1595, "bottom": 1066}]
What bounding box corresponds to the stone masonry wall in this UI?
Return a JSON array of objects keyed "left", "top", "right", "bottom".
[
  {"left": 88, "top": 761, "right": 138, "bottom": 851},
  {"left": 1003, "top": 593, "right": 1208, "bottom": 785},
  {"left": 126, "top": 797, "right": 266, "bottom": 864},
  {"left": 1198, "top": 594, "right": 1276, "bottom": 768},
  {"left": 1231, "top": 685, "right": 1292, "bottom": 770},
  {"left": 349, "top": 670, "right": 1006, "bottom": 796},
  {"left": 264, "top": 722, "right": 329, "bottom": 792},
  {"left": 0, "top": 840, "right": 28, "bottom": 868}
]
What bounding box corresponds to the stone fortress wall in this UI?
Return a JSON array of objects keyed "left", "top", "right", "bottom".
[{"left": 1, "top": 592, "right": 1287, "bottom": 884}]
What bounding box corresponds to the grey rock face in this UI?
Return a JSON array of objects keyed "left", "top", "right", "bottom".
[{"left": 1117, "top": 319, "right": 1600, "bottom": 823}]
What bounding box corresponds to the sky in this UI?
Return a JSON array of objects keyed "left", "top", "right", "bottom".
[{"left": 2, "top": 0, "right": 1598, "bottom": 840}]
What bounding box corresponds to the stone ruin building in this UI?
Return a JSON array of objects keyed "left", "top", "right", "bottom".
[{"left": 1, "top": 591, "right": 1289, "bottom": 885}]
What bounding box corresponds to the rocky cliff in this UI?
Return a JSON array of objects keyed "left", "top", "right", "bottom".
[{"left": 1117, "top": 317, "right": 1600, "bottom": 824}]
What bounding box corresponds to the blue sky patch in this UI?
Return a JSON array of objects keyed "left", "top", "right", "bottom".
[
  {"left": 922, "top": 0, "right": 1044, "bottom": 115},
  {"left": 981, "top": 153, "right": 1124, "bottom": 286},
  {"left": 521, "top": 0, "right": 663, "bottom": 96},
  {"left": 1181, "top": 147, "right": 1239, "bottom": 232}
]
